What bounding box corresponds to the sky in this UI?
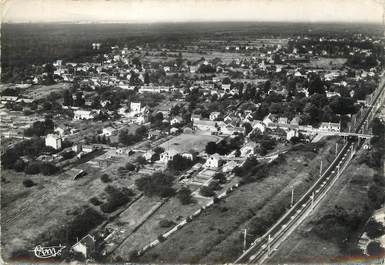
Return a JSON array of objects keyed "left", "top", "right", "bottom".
[{"left": 1, "top": 0, "right": 382, "bottom": 24}]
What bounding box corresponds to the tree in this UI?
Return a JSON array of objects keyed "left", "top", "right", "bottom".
[
  {"left": 205, "top": 141, "right": 217, "bottom": 155},
  {"left": 101, "top": 174, "right": 112, "bottom": 183},
  {"left": 199, "top": 186, "right": 215, "bottom": 197},
  {"left": 367, "top": 241, "right": 385, "bottom": 257},
  {"left": 40, "top": 162, "right": 59, "bottom": 175},
  {"left": 213, "top": 173, "right": 227, "bottom": 184},
  {"left": 366, "top": 219, "right": 385, "bottom": 239},
  {"left": 14, "top": 159, "right": 26, "bottom": 172},
  {"left": 243, "top": 122, "right": 252, "bottom": 135},
  {"left": 177, "top": 187, "right": 193, "bottom": 205},
  {"left": 135, "top": 126, "right": 148, "bottom": 138},
  {"left": 24, "top": 162, "right": 41, "bottom": 175},
  {"left": 167, "top": 154, "right": 193, "bottom": 171},
  {"left": 23, "top": 179, "right": 36, "bottom": 187},
  {"left": 135, "top": 172, "right": 175, "bottom": 197},
  {"left": 135, "top": 156, "right": 147, "bottom": 166},
  {"left": 63, "top": 89, "right": 73, "bottom": 106}
]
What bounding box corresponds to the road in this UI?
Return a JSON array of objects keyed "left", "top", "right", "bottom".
[{"left": 234, "top": 75, "right": 385, "bottom": 264}]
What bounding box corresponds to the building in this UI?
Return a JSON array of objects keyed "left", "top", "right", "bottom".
[
  {"left": 102, "top": 127, "right": 116, "bottom": 137},
  {"left": 209, "top": 112, "right": 221, "bottom": 121},
  {"left": 319, "top": 122, "right": 340, "bottom": 132},
  {"left": 204, "top": 154, "right": 222, "bottom": 168},
  {"left": 160, "top": 149, "right": 179, "bottom": 164},
  {"left": 73, "top": 110, "right": 97, "bottom": 120},
  {"left": 170, "top": 116, "right": 183, "bottom": 126},
  {"left": 71, "top": 234, "right": 96, "bottom": 259},
  {"left": 45, "top": 134, "right": 62, "bottom": 150},
  {"left": 130, "top": 102, "right": 142, "bottom": 113}
]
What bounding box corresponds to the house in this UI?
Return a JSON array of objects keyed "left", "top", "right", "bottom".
[
  {"left": 263, "top": 113, "right": 278, "bottom": 127},
  {"left": 286, "top": 129, "right": 299, "bottom": 141},
  {"left": 82, "top": 145, "right": 96, "bottom": 153},
  {"left": 170, "top": 127, "right": 179, "bottom": 134},
  {"left": 319, "top": 122, "right": 340, "bottom": 132},
  {"left": 278, "top": 117, "right": 288, "bottom": 125},
  {"left": 251, "top": 120, "right": 266, "bottom": 134},
  {"left": 209, "top": 112, "right": 221, "bottom": 121},
  {"left": 54, "top": 126, "right": 68, "bottom": 137},
  {"left": 45, "top": 134, "right": 62, "bottom": 150},
  {"left": 170, "top": 116, "right": 183, "bottom": 126},
  {"left": 102, "top": 127, "right": 116, "bottom": 137},
  {"left": 222, "top": 160, "right": 238, "bottom": 173},
  {"left": 136, "top": 113, "right": 149, "bottom": 125},
  {"left": 148, "top": 130, "right": 161, "bottom": 139},
  {"left": 204, "top": 154, "right": 222, "bottom": 168},
  {"left": 182, "top": 152, "right": 196, "bottom": 161},
  {"left": 191, "top": 114, "right": 201, "bottom": 122},
  {"left": 73, "top": 110, "right": 97, "bottom": 120},
  {"left": 290, "top": 116, "right": 301, "bottom": 127},
  {"left": 143, "top": 150, "right": 156, "bottom": 161},
  {"left": 160, "top": 149, "right": 179, "bottom": 164},
  {"left": 240, "top": 142, "right": 257, "bottom": 157},
  {"left": 71, "top": 234, "right": 96, "bottom": 259},
  {"left": 130, "top": 102, "right": 142, "bottom": 113}
]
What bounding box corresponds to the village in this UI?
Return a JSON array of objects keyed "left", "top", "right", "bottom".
[{"left": 1, "top": 31, "right": 384, "bottom": 263}]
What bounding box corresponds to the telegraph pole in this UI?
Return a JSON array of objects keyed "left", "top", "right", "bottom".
[
  {"left": 319, "top": 160, "right": 323, "bottom": 177},
  {"left": 290, "top": 187, "right": 294, "bottom": 208},
  {"left": 335, "top": 142, "right": 338, "bottom": 156}
]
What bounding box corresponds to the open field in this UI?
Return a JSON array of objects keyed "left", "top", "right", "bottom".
[
  {"left": 269, "top": 149, "right": 379, "bottom": 264},
  {"left": 160, "top": 133, "right": 222, "bottom": 153},
  {"left": 137, "top": 137, "right": 340, "bottom": 263},
  {"left": 306, "top": 57, "right": 348, "bottom": 69}
]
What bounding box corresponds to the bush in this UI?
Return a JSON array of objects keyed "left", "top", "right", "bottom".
[
  {"left": 208, "top": 180, "right": 221, "bottom": 191},
  {"left": 367, "top": 241, "right": 385, "bottom": 257},
  {"left": 100, "top": 185, "right": 134, "bottom": 213},
  {"left": 159, "top": 219, "right": 176, "bottom": 228},
  {"left": 158, "top": 235, "right": 166, "bottom": 242},
  {"left": 366, "top": 219, "right": 385, "bottom": 239},
  {"left": 24, "top": 162, "right": 41, "bottom": 174},
  {"left": 125, "top": 162, "right": 136, "bottom": 171},
  {"left": 89, "top": 197, "right": 103, "bottom": 206},
  {"left": 14, "top": 159, "right": 26, "bottom": 172},
  {"left": 40, "top": 162, "right": 59, "bottom": 175},
  {"left": 101, "top": 174, "right": 112, "bottom": 183},
  {"left": 199, "top": 186, "right": 215, "bottom": 197},
  {"left": 23, "top": 179, "right": 35, "bottom": 187},
  {"left": 213, "top": 173, "right": 227, "bottom": 184},
  {"left": 177, "top": 187, "right": 193, "bottom": 205},
  {"left": 135, "top": 172, "right": 175, "bottom": 198}
]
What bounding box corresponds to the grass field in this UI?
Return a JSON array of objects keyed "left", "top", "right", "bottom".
[
  {"left": 160, "top": 133, "right": 222, "bottom": 153},
  {"left": 269, "top": 149, "right": 378, "bottom": 264},
  {"left": 306, "top": 57, "right": 348, "bottom": 69},
  {"left": 137, "top": 137, "right": 340, "bottom": 263}
]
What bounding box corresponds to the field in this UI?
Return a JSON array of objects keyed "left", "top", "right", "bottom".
[
  {"left": 306, "top": 57, "right": 348, "bottom": 69},
  {"left": 159, "top": 133, "right": 222, "bottom": 153},
  {"left": 2, "top": 22, "right": 382, "bottom": 82},
  {"left": 269, "top": 149, "right": 379, "bottom": 264},
  {"left": 137, "top": 137, "right": 340, "bottom": 263}
]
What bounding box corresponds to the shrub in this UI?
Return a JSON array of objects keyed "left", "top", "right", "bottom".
[
  {"left": 177, "top": 187, "right": 193, "bottom": 205},
  {"left": 135, "top": 172, "right": 175, "bottom": 198},
  {"left": 125, "top": 162, "right": 136, "bottom": 171},
  {"left": 89, "top": 197, "right": 103, "bottom": 206},
  {"left": 24, "top": 162, "right": 41, "bottom": 175},
  {"left": 101, "top": 174, "right": 112, "bottom": 183},
  {"left": 159, "top": 219, "right": 176, "bottom": 228},
  {"left": 208, "top": 180, "right": 221, "bottom": 190},
  {"left": 14, "top": 159, "right": 26, "bottom": 172},
  {"left": 100, "top": 185, "right": 134, "bottom": 213},
  {"left": 199, "top": 186, "right": 215, "bottom": 197},
  {"left": 40, "top": 162, "right": 59, "bottom": 175},
  {"left": 158, "top": 235, "right": 166, "bottom": 242},
  {"left": 366, "top": 219, "right": 385, "bottom": 239},
  {"left": 23, "top": 179, "right": 35, "bottom": 187},
  {"left": 367, "top": 241, "right": 385, "bottom": 257},
  {"left": 213, "top": 173, "right": 227, "bottom": 184}
]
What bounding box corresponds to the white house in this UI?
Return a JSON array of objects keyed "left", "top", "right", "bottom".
[
  {"left": 204, "top": 154, "right": 222, "bottom": 169},
  {"left": 251, "top": 120, "right": 266, "bottom": 134},
  {"left": 209, "top": 112, "right": 221, "bottom": 121},
  {"left": 102, "top": 127, "right": 116, "bottom": 137},
  {"left": 45, "top": 134, "right": 62, "bottom": 150},
  {"left": 240, "top": 142, "right": 257, "bottom": 157},
  {"left": 160, "top": 149, "right": 179, "bottom": 164},
  {"left": 319, "top": 122, "right": 340, "bottom": 132},
  {"left": 73, "top": 110, "right": 97, "bottom": 120},
  {"left": 170, "top": 116, "right": 183, "bottom": 126},
  {"left": 71, "top": 234, "right": 96, "bottom": 259},
  {"left": 286, "top": 129, "right": 299, "bottom": 141},
  {"left": 143, "top": 150, "right": 156, "bottom": 161},
  {"left": 130, "top": 102, "right": 142, "bottom": 113}
]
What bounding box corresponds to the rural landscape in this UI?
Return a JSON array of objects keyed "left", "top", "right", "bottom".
[{"left": 1, "top": 3, "right": 385, "bottom": 264}]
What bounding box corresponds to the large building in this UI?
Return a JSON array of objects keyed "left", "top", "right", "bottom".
[{"left": 45, "top": 134, "right": 62, "bottom": 150}]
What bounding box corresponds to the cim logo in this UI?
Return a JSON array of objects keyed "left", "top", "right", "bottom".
[{"left": 33, "top": 245, "right": 66, "bottom": 258}]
